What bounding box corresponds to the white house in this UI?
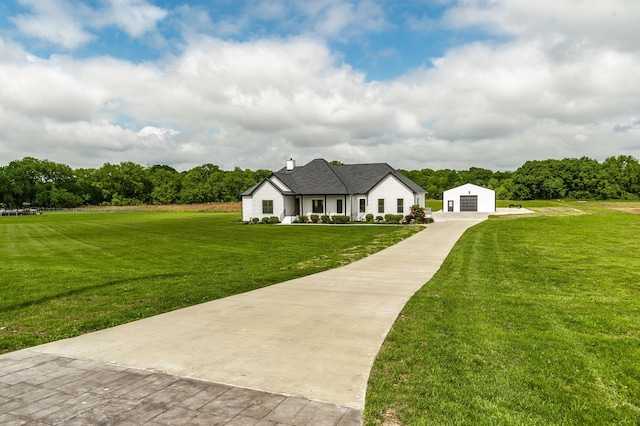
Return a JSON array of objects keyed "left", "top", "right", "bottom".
[
  {"left": 442, "top": 183, "right": 496, "bottom": 213},
  {"left": 241, "top": 159, "right": 427, "bottom": 223}
]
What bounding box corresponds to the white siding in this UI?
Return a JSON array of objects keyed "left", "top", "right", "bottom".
[
  {"left": 243, "top": 169, "right": 426, "bottom": 222},
  {"left": 327, "top": 195, "right": 348, "bottom": 216},
  {"left": 283, "top": 196, "right": 296, "bottom": 217},
  {"left": 298, "top": 195, "right": 350, "bottom": 217},
  {"left": 442, "top": 183, "right": 496, "bottom": 212},
  {"left": 242, "top": 181, "right": 285, "bottom": 221},
  {"left": 242, "top": 196, "right": 253, "bottom": 221},
  {"left": 301, "top": 195, "right": 325, "bottom": 216},
  {"left": 270, "top": 176, "right": 291, "bottom": 192},
  {"left": 368, "top": 175, "right": 415, "bottom": 217},
  {"left": 352, "top": 195, "right": 367, "bottom": 222}
]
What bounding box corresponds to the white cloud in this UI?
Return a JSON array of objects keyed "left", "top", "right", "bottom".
[
  {"left": 2, "top": 1, "right": 640, "bottom": 172},
  {"left": 209, "top": 0, "right": 391, "bottom": 42},
  {"left": 137, "top": 126, "right": 180, "bottom": 139},
  {"left": 0, "top": 35, "right": 30, "bottom": 61},
  {"left": 10, "top": 0, "right": 94, "bottom": 49},
  {"left": 96, "top": 0, "right": 168, "bottom": 38},
  {"left": 8, "top": 0, "right": 167, "bottom": 50},
  {"left": 0, "top": 54, "right": 106, "bottom": 122},
  {"left": 443, "top": 0, "right": 640, "bottom": 52},
  {"left": 299, "top": 0, "right": 391, "bottom": 40}
]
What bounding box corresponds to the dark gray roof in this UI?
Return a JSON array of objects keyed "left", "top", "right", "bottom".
[
  {"left": 239, "top": 178, "right": 294, "bottom": 197},
  {"left": 274, "top": 159, "right": 347, "bottom": 194},
  {"left": 240, "top": 181, "right": 262, "bottom": 196},
  {"left": 267, "top": 159, "right": 425, "bottom": 195}
]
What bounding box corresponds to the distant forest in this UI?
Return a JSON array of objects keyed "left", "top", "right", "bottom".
[{"left": 0, "top": 155, "right": 639, "bottom": 208}]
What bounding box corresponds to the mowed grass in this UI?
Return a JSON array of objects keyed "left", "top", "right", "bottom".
[
  {"left": 0, "top": 211, "right": 421, "bottom": 353},
  {"left": 365, "top": 204, "right": 640, "bottom": 425}
]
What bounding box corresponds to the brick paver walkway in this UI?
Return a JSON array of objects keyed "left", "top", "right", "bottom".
[{"left": 0, "top": 351, "right": 361, "bottom": 425}]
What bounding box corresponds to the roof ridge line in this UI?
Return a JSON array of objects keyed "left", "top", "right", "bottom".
[{"left": 326, "top": 160, "right": 352, "bottom": 193}]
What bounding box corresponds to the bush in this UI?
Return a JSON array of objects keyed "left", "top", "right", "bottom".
[
  {"left": 365, "top": 213, "right": 374, "bottom": 223},
  {"left": 310, "top": 214, "right": 320, "bottom": 223},
  {"left": 260, "top": 217, "right": 270, "bottom": 224},
  {"left": 268, "top": 216, "right": 280, "bottom": 224},
  {"left": 332, "top": 215, "right": 350, "bottom": 224},
  {"left": 251, "top": 217, "right": 259, "bottom": 224},
  {"left": 320, "top": 215, "right": 331, "bottom": 223},
  {"left": 297, "top": 215, "right": 309, "bottom": 223},
  {"left": 384, "top": 214, "right": 403, "bottom": 224},
  {"left": 376, "top": 215, "right": 384, "bottom": 222},
  {"left": 404, "top": 204, "right": 430, "bottom": 224}
]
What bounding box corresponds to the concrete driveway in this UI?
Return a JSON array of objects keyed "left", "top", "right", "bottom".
[
  {"left": 2, "top": 208, "right": 533, "bottom": 425},
  {"left": 26, "top": 216, "right": 495, "bottom": 410}
]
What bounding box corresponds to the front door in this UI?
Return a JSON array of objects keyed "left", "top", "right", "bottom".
[
  {"left": 447, "top": 200, "right": 454, "bottom": 212},
  {"left": 295, "top": 198, "right": 300, "bottom": 215}
]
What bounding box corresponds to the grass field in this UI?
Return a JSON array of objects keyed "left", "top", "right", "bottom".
[
  {"left": 0, "top": 210, "right": 421, "bottom": 353},
  {"left": 364, "top": 202, "right": 640, "bottom": 425}
]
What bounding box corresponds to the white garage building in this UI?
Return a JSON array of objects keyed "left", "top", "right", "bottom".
[{"left": 442, "top": 183, "right": 496, "bottom": 213}]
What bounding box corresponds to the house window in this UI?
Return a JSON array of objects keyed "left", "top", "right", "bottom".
[
  {"left": 378, "top": 199, "right": 384, "bottom": 214},
  {"left": 359, "top": 199, "right": 366, "bottom": 213},
  {"left": 336, "top": 199, "right": 343, "bottom": 214},
  {"left": 397, "top": 198, "right": 404, "bottom": 214},
  {"left": 312, "top": 199, "right": 324, "bottom": 214},
  {"left": 262, "top": 200, "right": 273, "bottom": 214}
]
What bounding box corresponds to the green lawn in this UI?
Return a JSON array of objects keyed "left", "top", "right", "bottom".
[
  {"left": 364, "top": 204, "right": 640, "bottom": 425},
  {"left": 0, "top": 211, "right": 421, "bottom": 353}
]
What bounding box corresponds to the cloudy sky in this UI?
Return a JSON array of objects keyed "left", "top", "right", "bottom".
[{"left": 1, "top": 0, "right": 639, "bottom": 172}]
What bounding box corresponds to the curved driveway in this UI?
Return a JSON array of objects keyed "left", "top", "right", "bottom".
[
  {"left": 2, "top": 209, "right": 531, "bottom": 424},
  {"left": 30, "top": 215, "right": 491, "bottom": 409}
]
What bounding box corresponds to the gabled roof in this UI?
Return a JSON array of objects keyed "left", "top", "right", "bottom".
[
  {"left": 332, "top": 163, "right": 425, "bottom": 194},
  {"left": 274, "top": 159, "right": 348, "bottom": 194},
  {"left": 240, "top": 181, "right": 262, "bottom": 196},
  {"left": 240, "top": 178, "right": 293, "bottom": 197},
  {"left": 264, "top": 159, "right": 426, "bottom": 195},
  {"left": 443, "top": 183, "right": 495, "bottom": 194}
]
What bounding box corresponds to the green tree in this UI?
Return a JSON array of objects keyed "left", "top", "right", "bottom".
[
  {"left": 179, "top": 164, "right": 221, "bottom": 203},
  {"left": 459, "top": 167, "right": 495, "bottom": 187},
  {"left": 0, "top": 157, "right": 81, "bottom": 207},
  {"left": 148, "top": 165, "right": 181, "bottom": 205},
  {"left": 75, "top": 168, "right": 104, "bottom": 205},
  {"left": 603, "top": 155, "right": 640, "bottom": 199},
  {"left": 95, "top": 162, "right": 152, "bottom": 205}
]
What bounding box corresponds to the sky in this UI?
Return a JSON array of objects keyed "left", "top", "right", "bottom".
[{"left": 0, "top": 0, "right": 639, "bottom": 172}]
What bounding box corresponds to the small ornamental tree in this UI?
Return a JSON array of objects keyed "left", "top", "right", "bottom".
[{"left": 405, "top": 204, "right": 429, "bottom": 223}]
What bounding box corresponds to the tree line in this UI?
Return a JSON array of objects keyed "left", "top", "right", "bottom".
[
  {"left": 0, "top": 155, "right": 639, "bottom": 209},
  {"left": 0, "top": 157, "right": 271, "bottom": 208},
  {"left": 400, "top": 155, "right": 640, "bottom": 200}
]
